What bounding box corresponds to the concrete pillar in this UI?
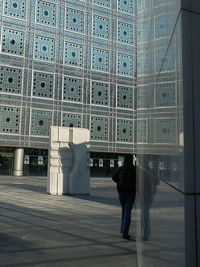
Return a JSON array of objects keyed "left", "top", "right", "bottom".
[{"left": 13, "top": 148, "right": 24, "bottom": 176}]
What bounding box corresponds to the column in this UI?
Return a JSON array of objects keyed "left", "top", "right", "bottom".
[{"left": 13, "top": 148, "right": 24, "bottom": 176}]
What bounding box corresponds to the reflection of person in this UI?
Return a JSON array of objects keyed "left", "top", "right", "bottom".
[
  {"left": 140, "top": 166, "right": 159, "bottom": 241},
  {"left": 112, "top": 154, "right": 136, "bottom": 240}
]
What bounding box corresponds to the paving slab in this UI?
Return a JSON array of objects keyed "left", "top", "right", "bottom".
[{"left": 0, "top": 176, "right": 137, "bottom": 267}]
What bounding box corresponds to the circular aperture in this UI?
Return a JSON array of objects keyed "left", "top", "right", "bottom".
[
  {"left": 123, "top": 128, "right": 126, "bottom": 133},
  {"left": 13, "top": 3, "right": 18, "bottom": 8},
  {"left": 123, "top": 31, "right": 127, "bottom": 36},
  {"left": 10, "top": 39, "right": 15, "bottom": 45},
  {"left": 73, "top": 18, "right": 77, "bottom": 23},
  {"left": 98, "top": 91, "right": 102, "bottom": 96},
  {"left": 99, "top": 25, "right": 103, "bottom": 29},
  {"left": 71, "top": 87, "right": 74, "bottom": 92},
  {"left": 72, "top": 52, "right": 76, "bottom": 57},
  {"left": 124, "top": 1, "right": 127, "bottom": 5},
  {"left": 69, "top": 123, "right": 73, "bottom": 127},
  {"left": 98, "top": 57, "right": 102, "bottom": 62},
  {"left": 6, "top": 118, "right": 10, "bottom": 122},
  {"left": 8, "top": 77, "right": 13, "bottom": 83},
  {"left": 123, "top": 62, "right": 127, "bottom": 67},
  {"left": 39, "top": 120, "right": 44, "bottom": 126},
  {"left": 97, "top": 126, "right": 101, "bottom": 131},
  {"left": 41, "top": 82, "right": 45, "bottom": 88},
  {"left": 42, "top": 46, "right": 47, "bottom": 51},
  {"left": 123, "top": 95, "right": 126, "bottom": 100},
  {"left": 44, "top": 10, "right": 49, "bottom": 16}
]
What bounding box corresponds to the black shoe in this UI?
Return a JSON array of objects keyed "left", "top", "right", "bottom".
[{"left": 123, "top": 234, "right": 130, "bottom": 240}]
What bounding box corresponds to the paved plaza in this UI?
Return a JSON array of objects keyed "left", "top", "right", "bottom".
[{"left": 0, "top": 176, "right": 137, "bottom": 267}]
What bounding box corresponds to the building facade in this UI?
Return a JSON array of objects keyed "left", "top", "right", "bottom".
[{"left": 0, "top": 0, "right": 137, "bottom": 175}]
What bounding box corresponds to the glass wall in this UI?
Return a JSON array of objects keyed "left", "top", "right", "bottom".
[{"left": 136, "top": 0, "right": 185, "bottom": 266}]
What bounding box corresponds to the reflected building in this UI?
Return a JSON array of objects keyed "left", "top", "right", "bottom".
[
  {"left": 0, "top": 0, "right": 137, "bottom": 176},
  {"left": 136, "top": 0, "right": 200, "bottom": 266}
]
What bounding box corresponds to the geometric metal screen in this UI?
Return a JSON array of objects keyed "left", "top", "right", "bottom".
[{"left": 0, "top": 0, "right": 136, "bottom": 153}]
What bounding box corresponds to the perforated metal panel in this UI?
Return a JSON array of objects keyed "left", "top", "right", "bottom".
[
  {"left": 0, "top": 106, "right": 20, "bottom": 134},
  {"left": 36, "top": 0, "right": 56, "bottom": 27},
  {"left": 62, "top": 113, "right": 81, "bottom": 128},
  {"left": 93, "top": 0, "right": 109, "bottom": 8},
  {"left": 34, "top": 35, "right": 55, "bottom": 62},
  {"left": 117, "top": 119, "right": 133, "bottom": 142},
  {"left": 93, "top": 15, "right": 109, "bottom": 39},
  {"left": 1, "top": 28, "right": 24, "bottom": 56},
  {"left": 137, "top": 21, "right": 150, "bottom": 43},
  {"left": 156, "top": 83, "right": 176, "bottom": 107},
  {"left": 91, "top": 81, "right": 108, "bottom": 105},
  {"left": 118, "top": 22, "right": 133, "bottom": 44},
  {"left": 136, "top": 120, "right": 147, "bottom": 143},
  {"left": 66, "top": 8, "right": 84, "bottom": 33},
  {"left": 91, "top": 116, "right": 108, "bottom": 141},
  {"left": 156, "top": 119, "right": 176, "bottom": 143},
  {"left": 155, "top": 15, "right": 176, "bottom": 39},
  {"left": 117, "top": 85, "right": 133, "bottom": 108},
  {"left": 118, "top": 0, "right": 133, "bottom": 13},
  {"left": 65, "top": 42, "right": 83, "bottom": 66},
  {"left": 3, "top": 0, "right": 26, "bottom": 19},
  {"left": 118, "top": 53, "right": 133, "bottom": 76},
  {"left": 156, "top": 48, "right": 175, "bottom": 72},
  {"left": 92, "top": 48, "right": 109, "bottom": 71},
  {"left": 136, "top": 86, "right": 154, "bottom": 109},
  {"left": 0, "top": 66, "right": 22, "bottom": 94},
  {"left": 32, "top": 71, "right": 54, "bottom": 98},
  {"left": 63, "top": 77, "right": 82, "bottom": 102},
  {"left": 137, "top": 53, "right": 154, "bottom": 75},
  {"left": 31, "top": 109, "right": 52, "bottom": 136}
]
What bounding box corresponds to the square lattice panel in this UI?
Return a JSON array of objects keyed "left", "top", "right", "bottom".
[
  {"left": 0, "top": 106, "right": 20, "bottom": 134},
  {"left": 66, "top": 8, "right": 84, "bottom": 33},
  {"left": 93, "top": 15, "right": 109, "bottom": 39},
  {"left": 156, "top": 83, "right": 176, "bottom": 107},
  {"left": 118, "top": 22, "right": 133, "bottom": 44},
  {"left": 156, "top": 119, "right": 176, "bottom": 143},
  {"left": 63, "top": 77, "right": 82, "bottom": 102},
  {"left": 34, "top": 35, "right": 55, "bottom": 62},
  {"left": 3, "top": 0, "right": 26, "bottom": 19},
  {"left": 31, "top": 109, "right": 52, "bottom": 136},
  {"left": 36, "top": 0, "right": 56, "bottom": 27},
  {"left": 118, "top": 0, "right": 133, "bottom": 13},
  {"left": 62, "top": 113, "right": 81, "bottom": 128},
  {"left": 117, "top": 119, "right": 133, "bottom": 142},
  {"left": 0, "top": 66, "right": 22, "bottom": 94},
  {"left": 117, "top": 53, "right": 133, "bottom": 76},
  {"left": 65, "top": 42, "right": 83, "bottom": 67},
  {"left": 91, "top": 117, "right": 108, "bottom": 141},
  {"left": 117, "top": 86, "right": 133, "bottom": 108},
  {"left": 136, "top": 86, "right": 154, "bottom": 109},
  {"left": 136, "top": 120, "right": 147, "bottom": 143},
  {"left": 92, "top": 48, "right": 109, "bottom": 71},
  {"left": 156, "top": 48, "right": 175, "bottom": 73},
  {"left": 32, "top": 71, "right": 54, "bottom": 98},
  {"left": 91, "top": 81, "right": 108, "bottom": 105},
  {"left": 1, "top": 28, "right": 24, "bottom": 56}
]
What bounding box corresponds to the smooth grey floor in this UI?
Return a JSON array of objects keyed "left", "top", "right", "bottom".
[{"left": 0, "top": 176, "right": 137, "bottom": 267}]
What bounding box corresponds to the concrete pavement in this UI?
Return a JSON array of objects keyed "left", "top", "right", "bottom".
[{"left": 0, "top": 176, "right": 137, "bottom": 266}]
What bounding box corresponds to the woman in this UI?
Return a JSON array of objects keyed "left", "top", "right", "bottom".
[{"left": 112, "top": 154, "right": 136, "bottom": 240}]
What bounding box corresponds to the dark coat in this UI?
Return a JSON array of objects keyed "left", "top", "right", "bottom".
[{"left": 112, "top": 164, "right": 136, "bottom": 193}]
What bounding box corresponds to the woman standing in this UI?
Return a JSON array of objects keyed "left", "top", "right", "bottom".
[{"left": 112, "top": 154, "right": 136, "bottom": 240}]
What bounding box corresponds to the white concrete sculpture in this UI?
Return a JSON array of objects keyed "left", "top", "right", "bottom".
[{"left": 47, "top": 127, "right": 90, "bottom": 196}]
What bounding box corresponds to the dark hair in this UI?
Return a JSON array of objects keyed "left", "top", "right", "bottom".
[{"left": 124, "top": 154, "right": 133, "bottom": 166}]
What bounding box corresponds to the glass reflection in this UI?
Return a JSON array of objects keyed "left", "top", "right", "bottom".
[{"left": 136, "top": 0, "right": 184, "bottom": 266}]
